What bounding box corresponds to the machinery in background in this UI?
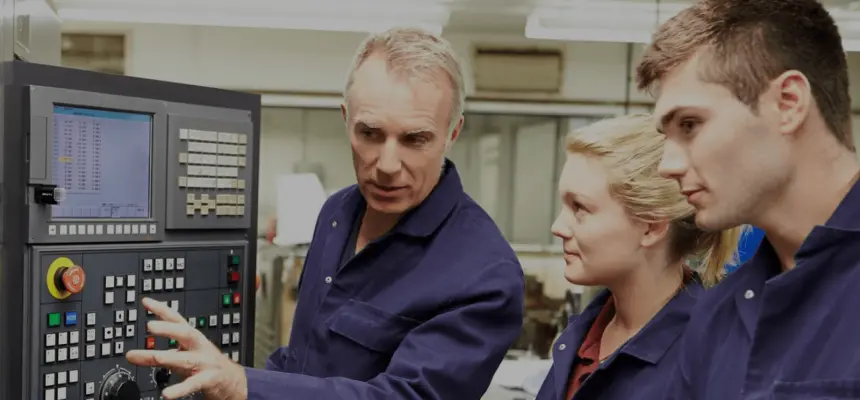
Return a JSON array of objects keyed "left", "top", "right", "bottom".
[{"left": 0, "top": 60, "right": 261, "bottom": 400}]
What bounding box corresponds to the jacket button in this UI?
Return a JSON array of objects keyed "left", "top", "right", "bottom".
[
  {"left": 744, "top": 289, "right": 755, "bottom": 299},
  {"left": 324, "top": 276, "right": 332, "bottom": 284},
  {"left": 559, "top": 344, "right": 566, "bottom": 351},
  {"left": 331, "top": 221, "right": 337, "bottom": 228}
]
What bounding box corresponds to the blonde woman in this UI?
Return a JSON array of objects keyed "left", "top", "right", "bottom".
[{"left": 535, "top": 114, "right": 742, "bottom": 400}]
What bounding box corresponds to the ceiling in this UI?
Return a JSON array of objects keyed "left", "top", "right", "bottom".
[{"left": 51, "top": 0, "right": 860, "bottom": 41}]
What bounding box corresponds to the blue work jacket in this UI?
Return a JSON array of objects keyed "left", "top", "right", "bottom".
[
  {"left": 535, "top": 281, "right": 702, "bottom": 400},
  {"left": 664, "top": 178, "right": 860, "bottom": 399},
  {"left": 245, "top": 161, "right": 526, "bottom": 400}
]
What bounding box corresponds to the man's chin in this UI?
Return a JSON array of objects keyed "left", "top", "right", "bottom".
[{"left": 366, "top": 198, "right": 410, "bottom": 215}]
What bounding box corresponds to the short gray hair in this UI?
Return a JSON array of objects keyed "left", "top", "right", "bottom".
[{"left": 343, "top": 27, "right": 466, "bottom": 136}]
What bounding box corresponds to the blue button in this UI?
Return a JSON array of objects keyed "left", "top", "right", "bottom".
[{"left": 64, "top": 311, "right": 77, "bottom": 326}]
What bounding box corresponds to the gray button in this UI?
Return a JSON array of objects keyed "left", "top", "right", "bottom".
[
  {"left": 559, "top": 344, "right": 566, "bottom": 351},
  {"left": 324, "top": 276, "right": 332, "bottom": 284},
  {"left": 744, "top": 289, "right": 755, "bottom": 299},
  {"left": 331, "top": 221, "right": 337, "bottom": 228}
]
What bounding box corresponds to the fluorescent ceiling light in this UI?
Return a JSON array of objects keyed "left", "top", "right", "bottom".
[
  {"left": 525, "top": 13, "right": 652, "bottom": 44},
  {"left": 54, "top": 0, "right": 450, "bottom": 34}
]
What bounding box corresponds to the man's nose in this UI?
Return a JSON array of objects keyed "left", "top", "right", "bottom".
[
  {"left": 377, "top": 140, "right": 402, "bottom": 175},
  {"left": 658, "top": 140, "right": 689, "bottom": 181},
  {"left": 550, "top": 211, "right": 572, "bottom": 239}
]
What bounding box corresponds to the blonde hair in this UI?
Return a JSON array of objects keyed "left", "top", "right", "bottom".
[
  {"left": 567, "top": 113, "right": 743, "bottom": 286},
  {"left": 344, "top": 27, "right": 466, "bottom": 136}
]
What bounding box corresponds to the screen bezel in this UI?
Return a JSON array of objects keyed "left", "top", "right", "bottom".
[
  {"left": 28, "top": 85, "right": 169, "bottom": 244},
  {"left": 49, "top": 103, "right": 155, "bottom": 221}
]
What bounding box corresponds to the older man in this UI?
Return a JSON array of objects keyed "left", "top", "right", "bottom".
[{"left": 126, "top": 27, "right": 526, "bottom": 400}]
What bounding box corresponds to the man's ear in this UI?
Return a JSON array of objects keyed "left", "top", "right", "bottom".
[{"left": 341, "top": 104, "right": 348, "bottom": 123}]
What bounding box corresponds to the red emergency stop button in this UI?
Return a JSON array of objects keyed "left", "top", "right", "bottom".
[
  {"left": 145, "top": 336, "right": 156, "bottom": 349},
  {"left": 59, "top": 265, "right": 86, "bottom": 294},
  {"left": 232, "top": 292, "right": 241, "bottom": 305}
]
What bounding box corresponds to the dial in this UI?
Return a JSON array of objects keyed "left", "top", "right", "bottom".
[
  {"left": 153, "top": 367, "right": 172, "bottom": 388},
  {"left": 99, "top": 369, "right": 141, "bottom": 400}
]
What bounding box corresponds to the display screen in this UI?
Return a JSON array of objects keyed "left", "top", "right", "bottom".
[{"left": 50, "top": 105, "right": 152, "bottom": 219}]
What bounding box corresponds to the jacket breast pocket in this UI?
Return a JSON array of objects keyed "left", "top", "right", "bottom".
[
  {"left": 325, "top": 300, "right": 421, "bottom": 379},
  {"left": 771, "top": 380, "right": 860, "bottom": 399}
]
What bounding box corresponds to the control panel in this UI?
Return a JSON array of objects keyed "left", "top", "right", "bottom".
[
  {"left": 35, "top": 245, "right": 246, "bottom": 400},
  {"left": 0, "top": 62, "right": 260, "bottom": 400}
]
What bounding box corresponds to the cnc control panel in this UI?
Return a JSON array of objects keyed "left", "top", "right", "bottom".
[{"left": 0, "top": 62, "right": 260, "bottom": 400}]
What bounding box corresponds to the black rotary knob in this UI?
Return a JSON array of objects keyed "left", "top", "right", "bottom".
[
  {"left": 100, "top": 370, "right": 141, "bottom": 400},
  {"left": 155, "top": 367, "right": 172, "bottom": 388}
]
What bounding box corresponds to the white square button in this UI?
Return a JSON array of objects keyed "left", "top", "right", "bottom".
[
  {"left": 154, "top": 279, "right": 163, "bottom": 291},
  {"left": 69, "top": 346, "right": 79, "bottom": 360},
  {"left": 114, "top": 341, "right": 124, "bottom": 354},
  {"left": 104, "top": 291, "right": 115, "bottom": 305},
  {"left": 232, "top": 313, "right": 241, "bottom": 325},
  {"left": 128, "top": 309, "right": 138, "bottom": 322},
  {"left": 86, "top": 313, "right": 96, "bottom": 326},
  {"left": 101, "top": 343, "right": 111, "bottom": 356},
  {"left": 115, "top": 310, "right": 125, "bottom": 323},
  {"left": 69, "top": 370, "right": 79, "bottom": 383},
  {"left": 176, "top": 277, "right": 185, "bottom": 289},
  {"left": 105, "top": 275, "right": 115, "bottom": 289},
  {"left": 45, "top": 349, "right": 55, "bottom": 363},
  {"left": 116, "top": 276, "right": 124, "bottom": 287},
  {"left": 45, "top": 333, "right": 56, "bottom": 347},
  {"left": 143, "top": 279, "right": 152, "bottom": 292},
  {"left": 176, "top": 258, "right": 185, "bottom": 270},
  {"left": 127, "top": 275, "right": 136, "bottom": 287},
  {"left": 57, "top": 348, "right": 67, "bottom": 362},
  {"left": 44, "top": 373, "right": 55, "bottom": 387},
  {"left": 166, "top": 258, "right": 174, "bottom": 271},
  {"left": 58, "top": 332, "right": 68, "bottom": 346},
  {"left": 57, "top": 387, "right": 66, "bottom": 400},
  {"left": 126, "top": 290, "right": 136, "bottom": 304},
  {"left": 85, "top": 344, "right": 95, "bottom": 358},
  {"left": 231, "top": 332, "right": 240, "bottom": 344},
  {"left": 57, "top": 371, "right": 67, "bottom": 385},
  {"left": 165, "top": 278, "right": 174, "bottom": 290},
  {"left": 69, "top": 331, "right": 79, "bottom": 344},
  {"left": 143, "top": 259, "right": 153, "bottom": 272},
  {"left": 126, "top": 325, "right": 135, "bottom": 337},
  {"left": 155, "top": 259, "right": 164, "bottom": 271},
  {"left": 209, "top": 315, "right": 218, "bottom": 327},
  {"left": 45, "top": 389, "right": 55, "bottom": 400},
  {"left": 86, "top": 329, "right": 95, "bottom": 342}
]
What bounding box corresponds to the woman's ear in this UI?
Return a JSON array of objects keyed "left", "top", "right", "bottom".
[{"left": 641, "top": 220, "right": 671, "bottom": 248}]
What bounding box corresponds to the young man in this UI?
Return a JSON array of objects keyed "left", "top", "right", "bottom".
[
  {"left": 636, "top": 0, "right": 860, "bottom": 398},
  {"left": 126, "top": 28, "right": 526, "bottom": 400}
]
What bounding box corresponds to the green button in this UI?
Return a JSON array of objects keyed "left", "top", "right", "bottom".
[
  {"left": 47, "top": 313, "right": 61, "bottom": 328},
  {"left": 228, "top": 255, "right": 240, "bottom": 266},
  {"left": 198, "top": 317, "right": 207, "bottom": 328},
  {"left": 222, "top": 294, "right": 231, "bottom": 307},
  {"left": 169, "top": 339, "right": 177, "bottom": 347}
]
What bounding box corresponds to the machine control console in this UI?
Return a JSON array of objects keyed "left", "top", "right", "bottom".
[{"left": 3, "top": 64, "right": 260, "bottom": 400}]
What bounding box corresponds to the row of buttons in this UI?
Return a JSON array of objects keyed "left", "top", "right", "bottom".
[
  {"left": 143, "top": 258, "right": 185, "bottom": 272},
  {"left": 85, "top": 340, "right": 126, "bottom": 358},
  {"left": 178, "top": 176, "right": 247, "bottom": 189},
  {"left": 142, "top": 277, "right": 185, "bottom": 292},
  {"left": 184, "top": 141, "right": 248, "bottom": 156},
  {"left": 220, "top": 331, "right": 241, "bottom": 347},
  {"left": 48, "top": 223, "right": 157, "bottom": 237},
  {"left": 45, "top": 331, "right": 80, "bottom": 347},
  {"left": 103, "top": 289, "right": 136, "bottom": 305},
  {"left": 47, "top": 312, "right": 77, "bottom": 328},
  {"left": 186, "top": 165, "right": 242, "bottom": 178},
  {"left": 85, "top": 310, "right": 137, "bottom": 326},
  {"left": 105, "top": 274, "right": 135, "bottom": 289},
  {"left": 45, "top": 369, "right": 79, "bottom": 387},
  {"left": 223, "top": 350, "right": 241, "bottom": 363},
  {"left": 179, "top": 129, "right": 248, "bottom": 144},
  {"left": 221, "top": 292, "right": 241, "bottom": 307},
  {"left": 45, "top": 345, "right": 79, "bottom": 364},
  {"left": 180, "top": 152, "right": 247, "bottom": 168},
  {"left": 189, "top": 313, "right": 239, "bottom": 329}
]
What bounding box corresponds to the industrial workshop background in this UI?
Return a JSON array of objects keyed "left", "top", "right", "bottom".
[{"left": 51, "top": 0, "right": 860, "bottom": 397}]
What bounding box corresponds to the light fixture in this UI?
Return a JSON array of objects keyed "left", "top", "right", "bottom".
[{"left": 54, "top": 0, "right": 450, "bottom": 35}]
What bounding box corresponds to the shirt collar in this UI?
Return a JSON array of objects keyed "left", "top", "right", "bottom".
[
  {"left": 618, "top": 281, "right": 704, "bottom": 364},
  {"left": 334, "top": 159, "right": 464, "bottom": 239}
]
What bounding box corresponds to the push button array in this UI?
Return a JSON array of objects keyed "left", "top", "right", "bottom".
[
  {"left": 44, "top": 311, "right": 79, "bottom": 365},
  {"left": 43, "top": 369, "right": 78, "bottom": 400},
  {"left": 141, "top": 257, "right": 186, "bottom": 293}
]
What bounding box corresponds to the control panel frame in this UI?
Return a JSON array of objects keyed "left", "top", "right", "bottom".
[
  {"left": 0, "top": 60, "right": 261, "bottom": 400},
  {"left": 28, "top": 86, "right": 168, "bottom": 245}
]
